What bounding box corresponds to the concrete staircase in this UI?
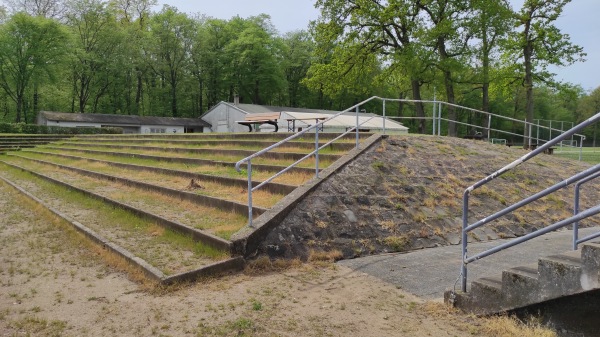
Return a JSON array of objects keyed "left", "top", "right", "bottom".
[
  {"left": 445, "top": 242, "right": 600, "bottom": 314},
  {"left": 0, "top": 135, "right": 72, "bottom": 154},
  {"left": 0, "top": 132, "right": 374, "bottom": 284}
]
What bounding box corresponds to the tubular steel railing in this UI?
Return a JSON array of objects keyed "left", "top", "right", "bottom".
[
  {"left": 235, "top": 96, "right": 384, "bottom": 226},
  {"left": 573, "top": 171, "right": 600, "bottom": 250},
  {"left": 235, "top": 95, "right": 593, "bottom": 228},
  {"left": 458, "top": 112, "right": 600, "bottom": 292}
]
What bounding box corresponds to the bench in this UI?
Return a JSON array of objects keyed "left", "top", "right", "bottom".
[
  {"left": 463, "top": 132, "right": 484, "bottom": 140},
  {"left": 236, "top": 112, "right": 281, "bottom": 132},
  {"left": 286, "top": 116, "right": 327, "bottom": 132}
]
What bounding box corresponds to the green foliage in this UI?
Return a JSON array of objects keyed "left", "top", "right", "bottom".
[
  {"left": 0, "top": 123, "right": 122, "bottom": 134},
  {"left": 0, "top": 13, "right": 68, "bottom": 122},
  {"left": 0, "top": 0, "right": 590, "bottom": 135}
]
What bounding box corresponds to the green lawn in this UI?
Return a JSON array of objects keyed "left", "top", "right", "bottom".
[{"left": 554, "top": 147, "right": 600, "bottom": 164}]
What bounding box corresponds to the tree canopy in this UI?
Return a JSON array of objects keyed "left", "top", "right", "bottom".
[{"left": 0, "top": 0, "right": 595, "bottom": 145}]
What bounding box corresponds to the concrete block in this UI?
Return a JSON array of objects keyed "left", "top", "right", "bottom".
[
  {"left": 502, "top": 264, "right": 540, "bottom": 308},
  {"left": 538, "top": 252, "right": 582, "bottom": 300},
  {"left": 580, "top": 242, "right": 600, "bottom": 290}
]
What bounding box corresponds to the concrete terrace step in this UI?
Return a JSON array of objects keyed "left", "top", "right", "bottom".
[
  {"left": 36, "top": 146, "right": 318, "bottom": 175},
  {"left": 52, "top": 142, "right": 342, "bottom": 162},
  {"left": 0, "top": 159, "right": 246, "bottom": 242},
  {"left": 446, "top": 243, "right": 600, "bottom": 314},
  {"left": 63, "top": 138, "right": 357, "bottom": 151},
  {"left": 75, "top": 132, "right": 373, "bottom": 141},
  {"left": 0, "top": 135, "right": 73, "bottom": 141},
  {"left": 16, "top": 151, "right": 296, "bottom": 195},
  {"left": 5, "top": 155, "right": 269, "bottom": 217},
  {"left": 0, "top": 167, "right": 243, "bottom": 284}
]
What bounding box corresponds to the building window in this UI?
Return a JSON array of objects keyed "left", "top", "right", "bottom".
[{"left": 150, "top": 128, "right": 166, "bottom": 133}]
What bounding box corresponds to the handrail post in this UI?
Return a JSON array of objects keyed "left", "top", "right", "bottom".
[
  {"left": 487, "top": 115, "right": 492, "bottom": 140},
  {"left": 432, "top": 100, "right": 437, "bottom": 136},
  {"left": 355, "top": 105, "right": 360, "bottom": 147},
  {"left": 315, "top": 122, "right": 320, "bottom": 178},
  {"left": 461, "top": 191, "right": 469, "bottom": 292},
  {"left": 247, "top": 160, "right": 253, "bottom": 227},
  {"left": 573, "top": 184, "right": 580, "bottom": 250},
  {"left": 383, "top": 100, "right": 387, "bottom": 135},
  {"left": 438, "top": 103, "right": 442, "bottom": 136}
]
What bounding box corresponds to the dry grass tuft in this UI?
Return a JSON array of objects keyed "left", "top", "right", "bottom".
[
  {"left": 244, "top": 255, "right": 303, "bottom": 275},
  {"left": 308, "top": 249, "right": 343, "bottom": 262},
  {"left": 422, "top": 303, "right": 557, "bottom": 337},
  {"left": 481, "top": 315, "right": 557, "bottom": 337}
]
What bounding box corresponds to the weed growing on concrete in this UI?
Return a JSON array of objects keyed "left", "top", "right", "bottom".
[{"left": 383, "top": 236, "right": 409, "bottom": 252}]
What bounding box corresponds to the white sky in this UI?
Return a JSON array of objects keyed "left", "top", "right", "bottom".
[{"left": 157, "top": 0, "right": 599, "bottom": 92}]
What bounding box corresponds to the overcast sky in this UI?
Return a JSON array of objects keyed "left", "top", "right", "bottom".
[{"left": 157, "top": 0, "right": 599, "bottom": 92}]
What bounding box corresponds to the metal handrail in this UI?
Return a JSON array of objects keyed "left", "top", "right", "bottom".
[
  {"left": 573, "top": 171, "right": 600, "bottom": 249},
  {"left": 235, "top": 96, "right": 384, "bottom": 226},
  {"left": 459, "top": 112, "right": 600, "bottom": 292}
]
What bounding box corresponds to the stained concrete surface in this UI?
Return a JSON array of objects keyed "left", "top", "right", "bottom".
[{"left": 338, "top": 226, "right": 600, "bottom": 299}]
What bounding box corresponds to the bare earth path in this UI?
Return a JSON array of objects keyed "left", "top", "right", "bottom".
[{"left": 0, "top": 180, "right": 549, "bottom": 337}]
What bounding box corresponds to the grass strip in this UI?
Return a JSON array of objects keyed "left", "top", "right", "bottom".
[
  {"left": 1, "top": 157, "right": 248, "bottom": 239},
  {"left": 0, "top": 164, "right": 231, "bottom": 276},
  {"left": 14, "top": 152, "right": 284, "bottom": 208},
  {"left": 27, "top": 148, "right": 316, "bottom": 185}
]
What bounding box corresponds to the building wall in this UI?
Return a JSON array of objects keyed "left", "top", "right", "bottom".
[
  {"left": 201, "top": 103, "right": 249, "bottom": 133},
  {"left": 41, "top": 120, "right": 203, "bottom": 134},
  {"left": 140, "top": 125, "right": 184, "bottom": 134}
]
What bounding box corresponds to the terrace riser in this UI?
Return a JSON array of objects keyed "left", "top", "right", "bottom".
[
  {"left": 58, "top": 142, "right": 341, "bottom": 162},
  {"left": 0, "top": 136, "right": 72, "bottom": 141},
  {"left": 0, "top": 142, "right": 55, "bottom": 145},
  {"left": 19, "top": 151, "right": 296, "bottom": 195},
  {"left": 65, "top": 139, "right": 356, "bottom": 151},
  {"left": 75, "top": 132, "right": 373, "bottom": 141},
  {"left": 40, "top": 146, "right": 317, "bottom": 175},
  {"left": 0, "top": 160, "right": 232, "bottom": 252}
]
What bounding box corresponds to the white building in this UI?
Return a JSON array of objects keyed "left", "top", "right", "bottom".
[
  {"left": 200, "top": 101, "right": 409, "bottom": 134},
  {"left": 37, "top": 111, "right": 210, "bottom": 134}
]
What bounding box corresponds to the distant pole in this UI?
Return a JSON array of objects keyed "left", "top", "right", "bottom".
[
  {"left": 355, "top": 106, "right": 359, "bottom": 147},
  {"left": 383, "top": 100, "right": 386, "bottom": 135},
  {"left": 432, "top": 88, "right": 437, "bottom": 136}
]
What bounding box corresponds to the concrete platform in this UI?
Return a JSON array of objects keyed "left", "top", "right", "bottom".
[{"left": 338, "top": 226, "right": 600, "bottom": 299}]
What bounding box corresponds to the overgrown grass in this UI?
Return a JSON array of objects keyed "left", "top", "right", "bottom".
[
  {"left": 61, "top": 139, "right": 346, "bottom": 155},
  {"left": 12, "top": 153, "right": 285, "bottom": 208},
  {"left": 39, "top": 143, "right": 338, "bottom": 168},
  {"left": 2, "top": 157, "right": 250, "bottom": 238},
  {"left": 0, "top": 164, "right": 231, "bottom": 275}
]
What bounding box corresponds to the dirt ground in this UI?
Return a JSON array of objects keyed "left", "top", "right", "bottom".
[{"left": 0, "top": 180, "right": 553, "bottom": 337}]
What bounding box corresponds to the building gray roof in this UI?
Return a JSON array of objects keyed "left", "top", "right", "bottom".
[
  {"left": 202, "top": 101, "right": 379, "bottom": 118},
  {"left": 39, "top": 111, "right": 210, "bottom": 127}
]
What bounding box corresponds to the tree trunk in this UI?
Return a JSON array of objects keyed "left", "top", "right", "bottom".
[
  {"left": 15, "top": 92, "right": 23, "bottom": 123},
  {"left": 444, "top": 71, "right": 457, "bottom": 137},
  {"left": 135, "top": 70, "right": 143, "bottom": 115},
  {"left": 171, "top": 83, "right": 178, "bottom": 117},
  {"left": 524, "top": 40, "right": 534, "bottom": 149},
  {"left": 437, "top": 38, "right": 457, "bottom": 137},
  {"left": 410, "top": 79, "right": 425, "bottom": 133}
]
